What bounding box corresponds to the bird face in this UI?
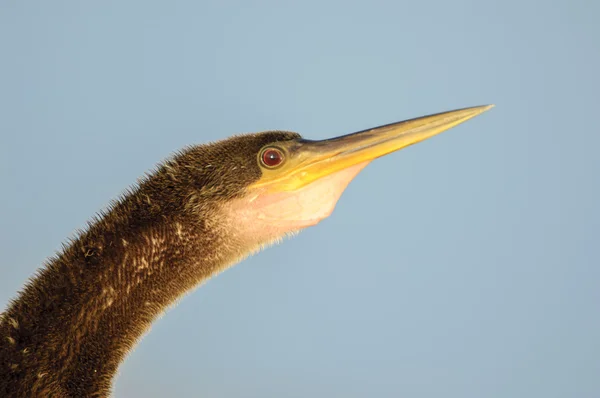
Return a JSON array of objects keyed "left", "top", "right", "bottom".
[{"left": 220, "top": 105, "right": 493, "bottom": 246}]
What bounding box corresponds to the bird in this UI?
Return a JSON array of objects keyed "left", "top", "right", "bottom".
[{"left": 0, "top": 105, "right": 492, "bottom": 397}]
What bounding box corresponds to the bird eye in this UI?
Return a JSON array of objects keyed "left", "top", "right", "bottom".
[{"left": 260, "top": 147, "right": 285, "bottom": 168}]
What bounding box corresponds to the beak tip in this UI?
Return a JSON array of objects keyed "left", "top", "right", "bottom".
[{"left": 465, "top": 104, "right": 494, "bottom": 118}]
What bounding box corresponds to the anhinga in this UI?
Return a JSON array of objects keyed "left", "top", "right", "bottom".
[{"left": 0, "top": 105, "right": 492, "bottom": 397}]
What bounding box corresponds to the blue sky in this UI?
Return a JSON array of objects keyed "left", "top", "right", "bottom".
[{"left": 1, "top": 1, "right": 599, "bottom": 397}]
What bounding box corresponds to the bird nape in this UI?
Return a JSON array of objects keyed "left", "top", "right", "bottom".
[{"left": 0, "top": 105, "right": 493, "bottom": 397}]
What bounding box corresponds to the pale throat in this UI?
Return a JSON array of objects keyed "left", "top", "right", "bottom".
[{"left": 224, "top": 161, "right": 371, "bottom": 245}]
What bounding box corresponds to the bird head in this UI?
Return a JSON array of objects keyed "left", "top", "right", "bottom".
[
  {"left": 187, "top": 106, "right": 492, "bottom": 247},
  {"left": 161, "top": 105, "right": 493, "bottom": 251}
]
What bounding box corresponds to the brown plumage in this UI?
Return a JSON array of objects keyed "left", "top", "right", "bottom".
[
  {"left": 0, "top": 132, "right": 300, "bottom": 397},
  {"left": 0, "top": 105, "right": 492, "bottom": 397}
]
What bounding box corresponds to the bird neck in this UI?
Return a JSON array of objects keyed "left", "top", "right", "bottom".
[{"left": 0, "top": 192, "right": 239, "bottom": 397}]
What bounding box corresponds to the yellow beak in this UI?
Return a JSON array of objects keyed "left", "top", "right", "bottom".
[{"left": 251, "top": 105, "right": 494, "bottom": 192}]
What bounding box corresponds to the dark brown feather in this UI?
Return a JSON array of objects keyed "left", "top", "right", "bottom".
[{"left": 0, "top": 131, "right": 301, "bottom": 397}]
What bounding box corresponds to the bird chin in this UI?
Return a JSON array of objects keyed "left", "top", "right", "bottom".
[{"left": 223, "top": 161, "right": 371, "bottom": 244}]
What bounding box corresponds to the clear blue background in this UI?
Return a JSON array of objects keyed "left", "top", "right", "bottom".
[{"left": 1, "top": 1, "right": 599, "bottom": 397}]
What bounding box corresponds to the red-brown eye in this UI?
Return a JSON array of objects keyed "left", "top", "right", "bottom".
[{"left": 261, "top": 148, "right": 284, "bottom": 168}]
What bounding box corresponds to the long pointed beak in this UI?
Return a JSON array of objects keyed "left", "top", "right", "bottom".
[{"left": 252, "top": 105, "right": 494, "bottom": 191}]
